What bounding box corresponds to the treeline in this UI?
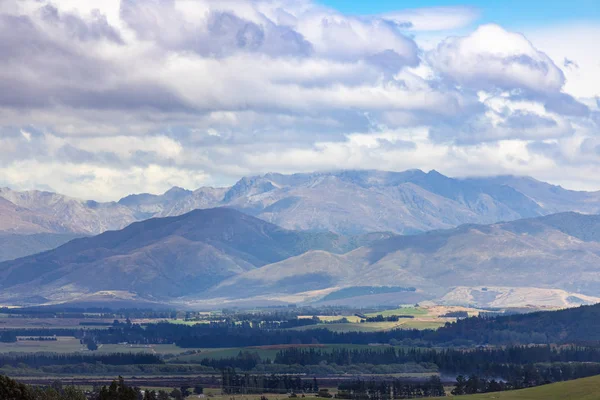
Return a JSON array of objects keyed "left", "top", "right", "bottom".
[
  {"left": 450, "top": 364, "right": 600, "bottom": 396},
  {"left": 7, "top": 303, "right": 600, "bottom": 348},
  {"left": 0, "top": 374, "right": 195, "bottom": 400},
  {"left": 365, "top": 315, "right": 414, "bottom": 322},
  {"left": 0, "top": 375, "right": 86, "bottom": 400},
  {"left": 337, "top": 377, "right": 445, "bottom": 399},
  {"left": 273, "top": 346, "right": 600, "bottom": 370},
  {"left": 190, "top": 345, "right": 600, "bottom": 382},
  {"left": 0, "top": 352, "right": 163, "bottom": 368},
  {"left": 200, "top": 351, "right": 268, "bottom": 371},
  {"left": 221, "top": 369, "right": 318, "bottom": 394},
  {"left": 0, "top": 306, "right": 178, "bottom": 319}
]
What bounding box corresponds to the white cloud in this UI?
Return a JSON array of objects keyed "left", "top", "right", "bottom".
[
  {"left": 526, "top": 24, "right": 600, "bottom": 99},
  {"left": 427, "top": 24, "right": 565, "bottom": 93},
  {"left": 0, "top": 0, "right": 599, "bottom": 199},
  {"left": 382, "top": 6, "right": 479, "bottom": 31}
]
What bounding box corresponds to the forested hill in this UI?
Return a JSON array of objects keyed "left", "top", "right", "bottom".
[{"left": 435, "top": 303, "right": 600, "bottom": 345}]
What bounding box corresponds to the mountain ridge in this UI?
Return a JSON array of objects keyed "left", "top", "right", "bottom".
[{"left": 4, "top": 169, "right": 600, "bottom": 261}]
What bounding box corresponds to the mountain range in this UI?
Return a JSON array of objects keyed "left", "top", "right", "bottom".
[
  {"left": 0, "top": 208, "right": 391, "bottom": 304},
  {"left": 3, "top": 169, "right": 600, "bottom": 262},
  {"left": 3, "top": 169, "right": 600, "bottom": 308},
  {"left": 2, "top": 206, "right": 600, "bottom": 309}
]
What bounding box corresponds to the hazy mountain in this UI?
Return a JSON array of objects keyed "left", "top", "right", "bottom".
[
  {"left": 149, "top": 170, "right": 550, "bottom": 235},
  {"left": 0, "top": 187, "right": 137, "bottom": 235},
  {"left": 0, "top": 208, "right": 391, "bottom": 303},
  {"left": 5, "top": 170, "right": 600, "bottom": 238},
  {"left": 156, "top": 187, "right": 228, "bottom": 218},
  {"left": 213, "top": 212, "right": 600, "bottom": 306},
  {"left": 0, "top": 197, "right": 69, "bottom": 234},
  {"left": 3, "top": 208, "right": 600, "bottom": 308},
  {"left": 0, "top": 233, "right": 83, "bottom": 262},
  {"left": 467, "top": 175, "right": 600, "bottom": 214},
  {"left": 118, "top": 186, "right": 194, "bottom": 218}
]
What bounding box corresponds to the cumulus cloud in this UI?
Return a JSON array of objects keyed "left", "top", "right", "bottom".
[
  {"left": 427, "top": 24, "right": 565, "bottom": 93},
  {"left": 0, "top": 0, "right": 598, "bottom": 199}
]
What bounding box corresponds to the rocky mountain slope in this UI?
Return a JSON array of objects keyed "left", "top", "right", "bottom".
[
  {"left": 0, "top": 197, "right": 66, "bottom": 234},
  {"left": 132, "top": 170, "right": 600, "bottom": 235},
  {"left": 0, "top": 208, "right": 390, "bottom": 303},
  {"left": 4, "top": 169, "right": 600, "bottom": 261},
  {"left": 0, "top": 187, "right": 137, "bottom": 235},
  {"left": 211, "top": 212, "right": 600, "bottom": 306},
  {"left": 158, "top": 170, "right": 548, "bottom": 234},
  {"left": 2, "top": 209, "right": 600, "bottom": 307},
  {"left": 4, "top": 170, "right": 600, "bottom": 238}
]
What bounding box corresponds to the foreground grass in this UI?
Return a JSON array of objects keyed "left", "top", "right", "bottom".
[{"left": 447, "top": 375, "right": 600, "bottom": 399}]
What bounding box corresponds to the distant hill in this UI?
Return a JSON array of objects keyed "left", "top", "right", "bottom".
[
  {"left": 212, "top": 212, "right": 600, "bottom": 306},
  {"left": 2, "top": 209, "right": 600, "bottom": 307},
  {"left": 438, "top": 302, "right": 600, "bottom": 345},
  {"left": 0, "top": 233, "right": 83, "bottom": 262},
  {"left": 0, "top": 208, "right": 390, "bottom": 303}
]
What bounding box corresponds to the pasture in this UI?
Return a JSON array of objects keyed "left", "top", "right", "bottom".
[{"left": 445, "top": 374, "right": 600, "bottom": 399}]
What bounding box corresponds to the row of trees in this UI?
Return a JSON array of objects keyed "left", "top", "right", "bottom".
[
  {"left": 337, "top": 377, "right": 445, "bottom": 399},
  {"left": 273, "top": 345, "right": 600, "bottom": 370},
  {"left": 0, "top": 375, "right": 204, "bottom": 400},
  {"left": 0, "top": 353, "right": 163, "bottom": 368},
  {"left": 221, "top": 369, "right": 319, "bottom": 394}
]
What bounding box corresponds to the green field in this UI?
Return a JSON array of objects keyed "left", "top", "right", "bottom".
[
  {"left": 172, "top": 344, "right": 407, "bottom": 363},
  {"left": 0, "top": 337, "right": 187, "bottom": 355},
  {"left": 292, "top": 321, "right": 405, "bottom": 332},
  {"left": 445, "top": 375, "right": 600, "bottom": 399}
]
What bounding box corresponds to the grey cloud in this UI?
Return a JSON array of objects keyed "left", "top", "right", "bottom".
[
  {"left": 120, "top": 1, "right": 312, "bottom": 57},
  {"left": 430, "top": 109, "right": 571, "bottom": 145},
  {"left": 0, "top": 12, "right": 190, "bottom": 112},
  {"left": 377, "top": 138, "right": 416, "bottom": 150},
  {"left": 563, "top": 58, "right": 579, "bottom": 69},
  {"left": 526, "top": 141, "right": 561, "bottom": 158},
  {"left": 499, "top": 111, "right": 558, "bottom": 130},
  {"left": 544, "top": 93, "right": 590, "bottom": 117},
  {"left": 40, "top": 4, "right": 124, "bottom": 44},
  {"left": 55, "top": 144, "right": 122, "bottom": 166},
  {"left": 205, "top": 11, "right": 313, "bottom": 57},
  {"left": 367, "top": 49, "right": 417, "bottom": 75}
]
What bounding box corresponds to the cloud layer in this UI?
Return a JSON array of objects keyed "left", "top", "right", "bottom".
[{"left": 0, "top": 0, "right": 599, "bottom": 199}]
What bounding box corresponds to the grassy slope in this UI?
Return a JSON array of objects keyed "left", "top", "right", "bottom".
[{"left": 452, "top": 375, "right": 600, "bottom": 400}]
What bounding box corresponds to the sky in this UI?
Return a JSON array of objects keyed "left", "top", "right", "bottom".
[{"left": 0, "top": 0, "right": 599, "bottom": 200}]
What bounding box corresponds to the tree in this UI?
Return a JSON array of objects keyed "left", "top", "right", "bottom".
[
  {"left": 87, "top": 341, "right": 99, "bottom": 351},
  {"left": 170, "top": 388, "right": 183, "bottom": 400},
  {"left": 157, "top": 391, "right": 170, "bottom": 400},
  {"left": 180, "top": 386, "right": 191, "bottom": 398},
  {"left": 194, "top": 385, "right": 204, "bottom": 395},
  {"left": 0, "top": 331, "right": 17, "bottom": 343},
  {"left": 451, "top": 375, "right": 466, "bottom": 395},
  {"left": 0, "top": 375, "right": 34, "bottom": 400},
  {"left": 144, "top": 390, "right": 158, "bottom": 400}
]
